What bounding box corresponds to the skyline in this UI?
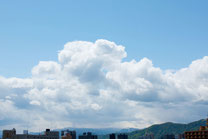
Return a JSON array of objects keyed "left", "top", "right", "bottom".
[{"left": 0, "top": 0, "right": 208, "bottom": 133}]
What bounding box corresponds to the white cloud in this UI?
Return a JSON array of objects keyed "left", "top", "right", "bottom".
[
  {"left": 30, "top": 100, "right": 41, "bottom": 106},
  {"left": 0, "top": 39, "right": 208, "bottom": 131}
]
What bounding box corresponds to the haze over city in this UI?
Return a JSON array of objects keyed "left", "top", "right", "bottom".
[{"left": 0, "top": 0, "right": 208, "bottom": 133}]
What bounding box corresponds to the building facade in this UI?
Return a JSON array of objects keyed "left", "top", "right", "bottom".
[
  {"left": 3, "top": 128, "right": 16, "bottom": 139},
  {"left": 117, "top": 134, "right": 128, "bottom": 139},
  {"left": 185, "top": 130, "right": 208, "bottom": 139},
  {"left": 185, "top": 119, "right": 208, "bottom": 139},
  {"left": 2, "top": 129, "right": 59, "bottom": 139},
  {"left": 78, "top": 132, "right": 97, "bottom": 139},
  {"left": 109, "top": 134, "right": 116, "bottom": 139}
]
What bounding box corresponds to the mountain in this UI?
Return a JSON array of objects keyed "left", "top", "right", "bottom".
[
  {"left": 96, "top": 128, "right": 138, "bottom": 139},
  {"left": 128, "top": 119, "right": 207, "bottom": 139},
  {"left": 117, "top": 128, "right": 138, "bottom": 133},
  {"left": 54, "top": 127, "right": 138, "bottom": 136}
]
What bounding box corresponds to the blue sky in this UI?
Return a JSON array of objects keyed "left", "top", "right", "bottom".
[
  {"left": 0, "top": 0, "right": 208, "bottom": 77},
  {"left": 1, "top": 1, "right": 208, "bottom": 131}
]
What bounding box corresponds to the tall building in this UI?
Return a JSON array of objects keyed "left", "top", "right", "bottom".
[
  {"left": 109, "top": 134, "right": 116, "bottom": 139},
  {"left": 2, "top": 129, "right": 59, "bottom": 139},
  {"left": 117, "top": 134, "right": 128, "bottom": 139},
  {"left": 78, "top": 132, "right": 97, "bottom": 139},
  {"left": 2, "top": 128, "right": 16, "bottom": 139},
  {"left": 23, "top": 130, "right": 28, "bottom": 135},
  {"left": 185, "top": 118, "right": 208, "bottom": 139}
]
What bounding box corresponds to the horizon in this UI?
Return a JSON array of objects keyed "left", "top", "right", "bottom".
[
  {"left": 0, "top": 118, "right": 207, "bottom": 135},
  {"left": 0, "top": 0, "right": 208, "bottom": 133}
]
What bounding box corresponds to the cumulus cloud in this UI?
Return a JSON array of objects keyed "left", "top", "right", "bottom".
[{"left": 0, "top": 39, "right": 208, "bottom": 132}]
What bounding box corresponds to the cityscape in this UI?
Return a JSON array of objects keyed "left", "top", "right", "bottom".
[{"left": 1, "top": 118, "right": 208, "bottom": 139}]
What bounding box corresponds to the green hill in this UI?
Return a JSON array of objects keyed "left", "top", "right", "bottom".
[{"left": 128, "top": 119, "right": 207, "bottom": 139}]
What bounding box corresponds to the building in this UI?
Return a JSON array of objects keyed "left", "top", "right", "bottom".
[
  {"left": 117, "top": 134, "right": 128, "bottom": 139},
  {"left": 185, "top": 118, "right": 208, "bottom": 139},
  {"left": 185, "top": 130, "right": 208, "bottom": 139},
  {"left": 62, "top": 133, "right": 72, "bottom": 139},
  {"left": 160, "top": 134, "right": 175, "bottom": 139},
  {"left": 2, "top": 129, "right": 59, "bottom": 139},
  {"left": 61, "top": 130, "right": 76, "bottom": 139},
  {"left": 78, "top": 132, "right": 97, "bottom": 139},
  {"left": 138, "top": 133, "right": 154, "bottom": 139},
  {"left": 23, "top": 130, "right": 28, "bottom": 135},
  {"left": 3, "top": 128, "right": 16, "bottom": 139},
  {"left": 109, "top": 134, "right": 116, "bottom": 139}
]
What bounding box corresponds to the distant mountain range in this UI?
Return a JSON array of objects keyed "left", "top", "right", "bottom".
[
  {"left": 54, "top": 127, "right": 138, "bottom": 136},
  {"left": 128, "top": 119, "right": 207, "bottom": 139}
]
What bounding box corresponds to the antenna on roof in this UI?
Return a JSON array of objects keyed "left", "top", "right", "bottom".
[{"left": 39, "top": 127, "right": 40, "bottom": 135}]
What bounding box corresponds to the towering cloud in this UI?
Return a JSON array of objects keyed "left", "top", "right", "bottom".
[{"left": 0, "top": 39, "right": 208, "bottom": 131}]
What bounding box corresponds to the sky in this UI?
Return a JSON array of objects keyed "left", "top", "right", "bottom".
[{"left": 0, "top": 0, "right": 208, "bottom": 132}]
